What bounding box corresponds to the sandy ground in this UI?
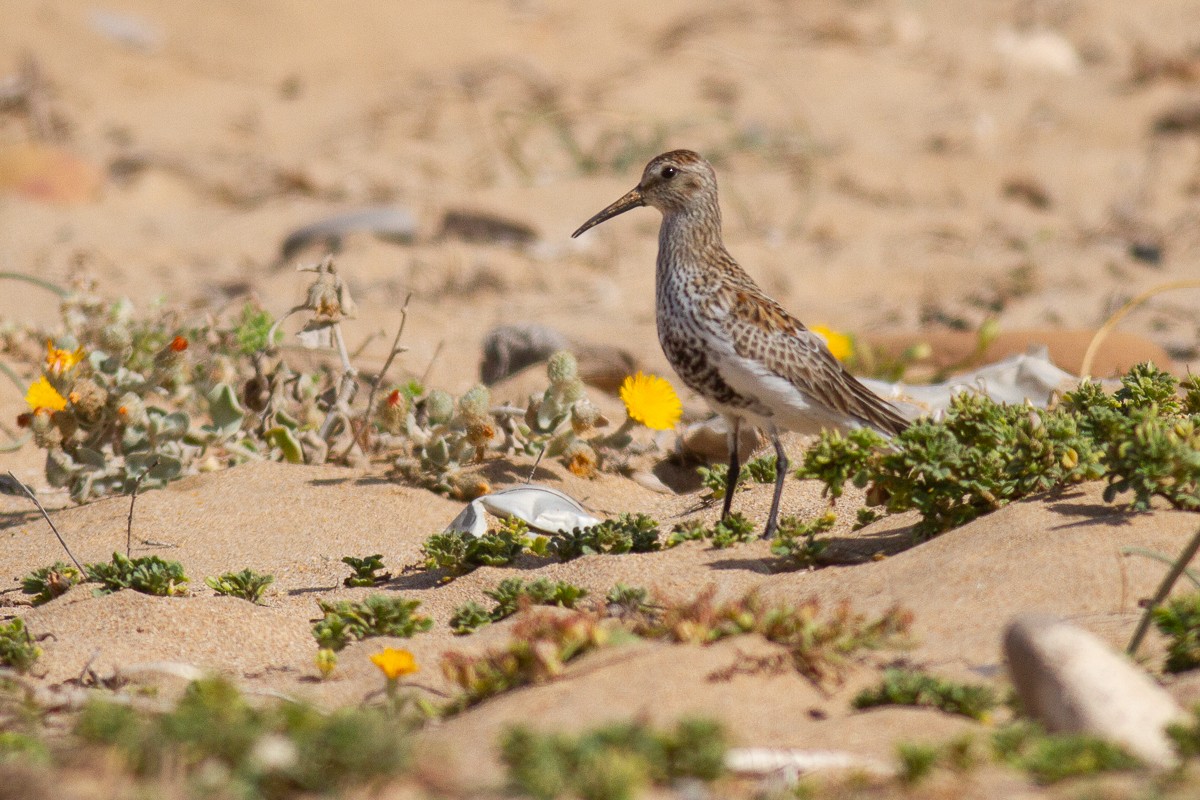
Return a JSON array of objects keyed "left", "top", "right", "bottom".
[{"left": 3, "top": 0, "right": 1200, "bottom": 796}]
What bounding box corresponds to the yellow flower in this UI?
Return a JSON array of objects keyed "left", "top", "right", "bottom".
[
  {"left": 619, "top": 372, "right": 682, "bottom": 431},
  {"left": 370, "top": 647, "right": 419, "bottom": 680},
  {"left": 44, "top": 340, "right": 84, "bottom": 376},
  {"left": 315, "top": 647, "right": 337, "bottom": 678},
  {"left": 25, "top": 376, "right": 67, "bottom": 412},
  {"left": 810, "top": 324, "right": 854, "bottom": 362}
]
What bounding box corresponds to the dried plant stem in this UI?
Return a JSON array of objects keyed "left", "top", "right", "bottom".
[
  {"left": 126, "top": 459, "right": 157, "bottom": 558},
  {"left": 340, "top": 294, "right": 412, "bottom": 461},
  {"left": 317, "top": 324, "right": 359, "bottom": 441},
  {"left": 1127, "top": 522, "right": 1200, "bottom": 658},
  {"left": 1081, "top": 279, "right": 1200, "bottom": 379},
  {"left": 420, "top": 339, "right": 445, "bottom": 386},
  {"left": 7, "top": 470, "right": 83, "bottom": 573},
  {"left": 1121, "top": 546, "right": 1200, "bottom": 590}
]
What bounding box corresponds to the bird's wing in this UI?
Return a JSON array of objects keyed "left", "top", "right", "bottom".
[{"left": 718, "top": 289, "right": 910, "bottom": 436}]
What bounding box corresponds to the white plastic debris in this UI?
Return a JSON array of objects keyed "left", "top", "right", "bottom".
[
  {"left": 862, "top": 349, "right": 1076, "bottom": 419},
  {"left": 725, "top": 747, "right": 895, "bottom": 782},
  {"left": 444, "top": 485, "right": 601, "bottom": 537}
]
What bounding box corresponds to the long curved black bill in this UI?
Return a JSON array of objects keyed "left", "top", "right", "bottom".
[{"left": 570, "top": 187, "right": 645, "bottom": 238}]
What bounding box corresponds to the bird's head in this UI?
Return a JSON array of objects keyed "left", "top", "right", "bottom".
[{"left": 571, "top": 150, "right": 717, "bottom": 238}]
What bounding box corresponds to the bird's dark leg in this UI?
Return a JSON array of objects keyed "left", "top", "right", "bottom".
[
  {"left": 763, "top": 430, "right": 789, "bottom": 539},
  {"left": 721, "top": 418, "right": 741, "bottom": 521}
]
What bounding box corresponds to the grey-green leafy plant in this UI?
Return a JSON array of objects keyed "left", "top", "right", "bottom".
[
  {"left": 449, "top": 602, "right": 493, "bottom": 635},
  {"left": 500, "top": 718, "right": 727, "bottom": 800},
  {"left": 232, "top": 303, "right": 280, "bottom": 356},
  {"left": 75, "top": 676, "right": 410, "bottom": 797},
  {"left": 205, "top": 569, "right": 274, "bottom": 604},
  {"left": 394, "top": 352, "right": 610, "bottom": 498},
  {"left": 1152, "top": 591, "right": 1200, "bottom": 673},
  {"left": 897, "top": 742, "right": 940, "bottom": 786},
  {"left": 312, "top": 594, "right": 433, "bottom": 651},
  {"left": 770, "top": 513, "right": 836, "bottom": 570},
  {"left": 1168, "top": 704, "right": 1200, "bottom": 759},
  {"left": 85, "top": 552, "right": 188, "bottom": 597},
  {"left": 421, "top": 517, "right": 548, "bottom": 577},
  {"left": 19, "top": 289, "right": 255, "bottom": 502},
  {"left": 666, "top": 513, "right": 755, "bottom": 549},
  {"left": 798, "top": 363, "right": 1198, "bottom": 538},
  {"left": 853, "top": 669, "right": 998, "bottom": 721},
  {"left": 627, "top": 589, "right": 912, "bottom": 688},
  {"left": 450, "top": 578, "right": 588, "bottom": 635},
  {"left": 548, "top": 514, "right": 660, "bottom": 561},
  {"left": 341, "top": 554, "right": 390, "bottom": 587},
  {"left": 697, "top": 455, "right": 776, "bottom": 501},
  {"left": 604, "top": 584, "right": 652, "bottom": 616},
  {"left": 992, "top": 722, "right": 1141, "bottom": 784},
  {"left": 21, "top": 561, "right": 83, "bottom": 605},
  {"left": 0, "top": 619, "right": 42, "bottom": 673},
  {"left": 441, "top": 610, "right": 608, "bottom": 713}
]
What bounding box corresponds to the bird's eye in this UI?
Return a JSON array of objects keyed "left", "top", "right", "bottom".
[{"left": 661, "top": 166, "right": 677, "bottom": 179}]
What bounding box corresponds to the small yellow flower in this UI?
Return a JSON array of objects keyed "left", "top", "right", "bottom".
[
  {"left": 810, "top": 324, "right": 854, "bottom": 362},
  {"left": 370, "top": 647, "right": 419, "bottom": 680},
  {"left": 44, "top": 340, "right": 84, "bottom": 376},
  {"left": 315, "top": 647, "right": 337, "bottom": 678},
  {"left": 619, "top": 372, "right": 682, "bottom": 431},
  {"left": 25, "top": 376, "right": 67, "bottom": 412}
]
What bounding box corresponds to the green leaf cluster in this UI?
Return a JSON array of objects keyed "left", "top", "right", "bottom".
[
  {"left": 770, "top": 513, "right": 836, "bottom": 569},
  {"left": 853, "top": 668, "right": 998, "bottom": 720},
  {"left": 421, "top": 518, "right": 547, "bottom": 577},
  {"left": 205, "top": 568, "right": 274, "bottom": 604},
  {"left": 312, "top": 594, "right": 432, "bottom": 651},
  {"left": 441, "top": 610, "right": 606, "bottom": 713},
  {"left": 232, "top": 303, "right": 279, "bottom": 355},
  {"left": 992, "top": 722, "right": 1141, "bottom": 784},
  {"left": 500, "top": 718, "right": 726, "bottom": 800},
  {"left": 604, "top": 584, "right": 651, "bottom": 616},
  {"left": 75, "top": 676, "right": 410, "bottom": 798},
  {"left": 667, "top": 512, "right": 756, "bottom": 549},
  {"left": 799, "top": 363, "right": 1199, "bottom": 537},
  {"left": 85, "top": 552, "right": 188, "bottom": 597},
  {"left": 341, "top": 554, "right": 390, "bottom": 587},
  {"left": 696, "top": 454, "right": 776, "bottom": 501},
  {"left": 21, "top": 561, "right": 83, "bottom": 605},
  {"left": 631, "top": 589, "right": 911, "bottom": 687},
  {"left": 0, "top": 618, "right": 41, "bottom": 673},
  {"left": 549, "top": 514, "right": 660, "bottom": 561},
  {"left": 450, "top": 578, "right": 588, "bottom": 635},
  {"left": 1152, "top": 591, "right": 1200, "bottom": 672}
]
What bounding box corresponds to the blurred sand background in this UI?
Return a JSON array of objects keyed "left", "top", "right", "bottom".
[{"left": 3, "top": 1, "right": 1200, "bottom": 796}]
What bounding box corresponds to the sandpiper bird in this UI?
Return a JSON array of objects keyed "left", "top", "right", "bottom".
[{"left": 572, "top": 150, "right": 910, "bottom": 538}]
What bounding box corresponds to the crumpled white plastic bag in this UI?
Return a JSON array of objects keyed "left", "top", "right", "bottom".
[
  {"left": 862, "top": 348, "right": 1077, "bottom": 418},
  {"left": 444, "top": 484, "right": 601, "bottom": 538}
]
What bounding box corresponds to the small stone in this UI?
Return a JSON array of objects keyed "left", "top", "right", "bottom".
[
  {"left": 1004, "top": 613, "right": 1187, "bottom": 767},
  {"left": 479, "top": 323, "right": 639, "bottom": 391}
]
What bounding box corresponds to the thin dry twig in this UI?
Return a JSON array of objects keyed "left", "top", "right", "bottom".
[
  {"left": 1127, "top": 523, "right": 1200, "bottom": 657},
  {"left": 317, "top": 323, "right": 359, "bottom": 441},
  {"left": 6, "top": 470, "right": 83, "bottom": 572},
  {"left": 420, "top": 339, "right": 445, "bottom": 386},
  {"left": 126, "top": 457, "right": 159, "bottom": 557},
  {"left": 1081, "top": 279, "right": 1200, "bottom": 378},
  {"left": 340, "top": 293, "right": 413, "bottom": 460}
]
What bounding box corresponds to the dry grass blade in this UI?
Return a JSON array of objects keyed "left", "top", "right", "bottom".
[
  {"left": 340, "top": 293, "right": 412, "bottom": 460},
  {"left": 1081, "top": 279, "right": 1200, "bottom": 378},
  {"left": 6, "top": 470, "right": 84, "bottom": 573}
]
